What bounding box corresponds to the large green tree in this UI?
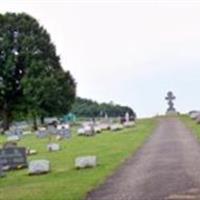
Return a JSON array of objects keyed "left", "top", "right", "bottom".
[{"left": 0, "top": 13, "right": 76, "bottom": 130}]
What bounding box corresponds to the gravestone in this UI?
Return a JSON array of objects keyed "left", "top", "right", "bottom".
[
  {"left": 15, "top": 127, "right": 22, "bottom": 137},
  {"left": 37, "top": 127, "right": 47, "bottom": 138},
  {"left": 94, "top": 126, "right": 102, "bottom": 133},
  {"left": 58, "top": 126, "right": 71, "bottom": 139},
  {"left": 75, "top": 156, "right": 97, "bottom": 169},
  {"left": 47, "top": 143, "right": 60, "bottom": 152},
  {"left": 22, "top": 130, "right": 32, "bottom": 135},
  {"left": 47, "top": 125, "right": 57, "bottom": 135},
  {"left": 165, "top": 91, "right": 177, "bottom": 115},
  {"left": 6, "top": 135, "right": 20, "bottom": 142},
  {"left": 28, "top": 160, "right": 50, "bottom": 175},
  {"left": 77, "top": 127, "right": 86, "bottom": 135},
  {"left": 189, "top": 111, "right": 200, "bottom": 120},
  {"left": 110, "top": 124, "right": 123, "bottom": 131},
  {"left": 7, "top": 127, "right": 23, "bottom": 138},
  {"left": 0, "top": 147, "right": 27, "bottom": 170},
  {"left": 124, "top": 121, "right": 135, "bottom": 128},
  {"left": 77, "top": 123, "right": 95, "bottom": 136},
  {"left": 26, "top": 148, "right": 37, "bottom": 156}
]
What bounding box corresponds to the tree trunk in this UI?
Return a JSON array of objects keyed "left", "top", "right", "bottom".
[
  {"left": 2, "top": 108, "right": 11, "bottom": 131},
  {"left": 40, "top": 116, "right": 44, "bottom": 125},
  {"left": 32, "top": 113, "right": 38, "bottom": 130}
]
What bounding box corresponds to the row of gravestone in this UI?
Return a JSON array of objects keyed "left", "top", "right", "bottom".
[
  {"left": 5, "top": 120, "right": 135, "bottom": 141},
  {"left": 0, "top": 144, "right": 97, "bottom": 177},
  {"left": 188, "top": 111, "right": 200, "bottom": 123},
  {"left": 36, "top": 124, "right": 71, "bottom": 139},
  {"left": 77, "top": 121, "right": 135, "bottom": 136},
  {"left": 5, "top": 124, "right": 71, "bottom": 142}
]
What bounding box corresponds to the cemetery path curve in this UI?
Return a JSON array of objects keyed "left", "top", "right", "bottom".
[{"left": 86, "top": 118, "right": 200, "bottom": 200}]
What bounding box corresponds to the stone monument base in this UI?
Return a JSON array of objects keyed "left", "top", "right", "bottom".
[{"left": 166, "top": 111, "right": 178, "bottom": 116}]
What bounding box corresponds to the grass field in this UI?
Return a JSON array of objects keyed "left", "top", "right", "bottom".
[
  {"left": 180, "top": 115, "right": 200, "bottom": 141},
  {"left": 0, "top": 118, "right": 156, "bottom": 200}
]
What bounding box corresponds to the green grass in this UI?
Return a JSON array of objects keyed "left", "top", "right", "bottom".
[
  {"left": 180, "top": 115, "right": 200, "bottom": 141},
  {"left": 0, "top": 118, "right": 156, "bottom": 200}
]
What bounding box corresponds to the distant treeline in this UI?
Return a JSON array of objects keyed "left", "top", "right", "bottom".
[{"left": 71, "top": 97, "right": 136, "bottom": 119}]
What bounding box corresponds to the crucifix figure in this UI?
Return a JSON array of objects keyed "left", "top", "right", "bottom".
[{"left": 165, "top": 91, "right": 176, "bottom": 113}]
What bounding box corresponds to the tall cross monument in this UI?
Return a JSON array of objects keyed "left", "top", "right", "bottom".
[{"left": 165, "top": 91, "right": 177, "bottom": 115}]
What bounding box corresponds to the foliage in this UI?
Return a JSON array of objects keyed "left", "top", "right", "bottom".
[
  {"left": 71, "top": 97, "right": 136, "bottom": 119},
  {"left": 0, "top": 13, "right": 76, "bottom": 129}
]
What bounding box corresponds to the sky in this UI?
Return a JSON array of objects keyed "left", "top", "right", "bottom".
[{"left": 1, "top": 0, "right": 200, "bottom": 117}]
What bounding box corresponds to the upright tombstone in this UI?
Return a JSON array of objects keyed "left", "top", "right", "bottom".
[
  {"left": 0, "top": 147, "right": 27, "bottom": 170},
  {"left": 57, "top": 124, "right": 71, "bottom": 139},
  {"left": 47, "top": 125, "right": 57, "bottom": 135},
  {"left": 165, "top": 91, "right": 177, "bottom": 116},
  {"left": 6, "top": 135, "right": 20, "bottom": 142},
  {"left": 8, "top": 127, "right": 22, "bottom": 138},
  {"left": 36, "top": 127, "right": 47, "bottom": 138},
  {"left": 47, "top": 143, "right": 60, "bottom": 152}
]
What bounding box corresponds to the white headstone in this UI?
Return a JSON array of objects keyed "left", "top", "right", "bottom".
[
  {"left": 123, "top": 121, "right": 135, "bottom": 128},
  {"left": 47, "top": 143, "right": 60, "bottom": 152},
  {"left": 7, "top": 135, "right": 20, "bottom": 142},
  {"left": 75, "top": 156, "right": 97, "bottom": 169},
  {"left": 110, "top": 124, "right": 123, "bottom": 131},
  {"left": 94, "top": 126, "right": 102, "bottom": 133},
  {"left": 28, "top": 160, "right": 50, "bottom": 175}
]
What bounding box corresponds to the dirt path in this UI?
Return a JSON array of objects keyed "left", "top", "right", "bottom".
[{"left": 86, "top": 118, "right": 200, "bottom": 200}]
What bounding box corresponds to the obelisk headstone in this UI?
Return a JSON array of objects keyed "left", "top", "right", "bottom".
[{"left": 165, "top": 91, "right": 177, "bottom": 116}]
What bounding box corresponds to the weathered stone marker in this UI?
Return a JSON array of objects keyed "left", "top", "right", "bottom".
[{"left": 165, "top": 91, "right": 177, "bottom": 115}]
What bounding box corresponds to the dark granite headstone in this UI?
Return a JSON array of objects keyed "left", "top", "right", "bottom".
[{"left": 0, "top": 147, "right": 27, "bottom": 170}]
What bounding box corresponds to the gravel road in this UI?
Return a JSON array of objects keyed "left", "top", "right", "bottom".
[{"left": 86, "top": 118, "right": 200, "bottom": 200}]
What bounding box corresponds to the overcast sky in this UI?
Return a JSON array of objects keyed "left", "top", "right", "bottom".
[{"left": 1, "top": 0, "right": 200, "bottom": 117}]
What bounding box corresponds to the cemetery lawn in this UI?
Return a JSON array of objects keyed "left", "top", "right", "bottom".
[
  {"left": 180, "top": 115, "right": 200, "bottom": 141},
  {"left": 0, "top": 118, "right": 156, "bottom": 200}
]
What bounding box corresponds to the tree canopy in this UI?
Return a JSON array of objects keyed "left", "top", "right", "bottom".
[
  {"left": 71, "top": 97, "right": 136, "bottom": 119},
  {"left": 0, "top": 13, "right": 76, "bottom": 130}
]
